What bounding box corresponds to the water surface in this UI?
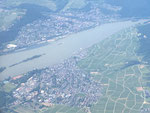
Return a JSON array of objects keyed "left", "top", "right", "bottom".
[{"left": 0, "top": 20, "right": 146, "bottom": 80}]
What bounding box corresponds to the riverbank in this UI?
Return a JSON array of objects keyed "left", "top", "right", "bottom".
[{"left": 0, "top": 20, "right": 147, "bottom": 81}]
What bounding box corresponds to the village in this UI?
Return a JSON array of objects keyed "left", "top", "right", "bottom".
[{"left": 6, "top": 50, "right": 102, "bottom": 108}]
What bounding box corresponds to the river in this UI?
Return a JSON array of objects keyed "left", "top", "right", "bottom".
[{"left": 0, "top": 20, "right": 147, "bottom": 80}]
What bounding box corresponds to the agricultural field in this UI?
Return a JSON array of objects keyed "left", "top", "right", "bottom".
[
  {"left": 12, "top": 104, "right": 87, "bottom": 113},
  {"left": 2, "top": 82, "right": 17, "bottom": 93},
  {"left": 77, "top": 26, "right": 150, "bottom": 113}
]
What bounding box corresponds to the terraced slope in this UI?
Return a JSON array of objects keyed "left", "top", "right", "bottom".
[{"left": 77, "top": 26, "right": 150, "bottom": 113}]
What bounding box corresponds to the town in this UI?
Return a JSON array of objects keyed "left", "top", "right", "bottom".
[
  {"left": 1, "top": 50, "right": 102, "bottom": 110},
  {"left": 0, "top": 4, "right": 117, "bottom": 54}
]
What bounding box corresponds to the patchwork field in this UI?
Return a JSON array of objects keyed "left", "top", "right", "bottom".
[{"left": 78, "top": 26, "right": 150, "bottom": 113}]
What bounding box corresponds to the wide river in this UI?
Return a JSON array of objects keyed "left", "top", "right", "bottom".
[{"left": 0, "top": 20, "right": 147, "bottom": 80}]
